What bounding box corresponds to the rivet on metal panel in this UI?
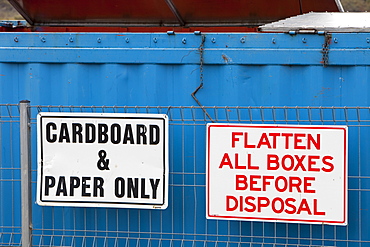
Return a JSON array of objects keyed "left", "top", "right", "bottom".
[
  {"left": 367, "top": 38, "right": 370, "bottom": 43},
  {"left": 40, "top": 37, "right": 46, "bottom": 43},
  {"left": 272, "top": 38, "right": 276, "bottom": 44},
  {"left": 333, "top": 38, "right": 338, "bottom": 43},
  {"left": 211, "top": 38, "right": 216, "bottom": 43},
  {"left": 182, "top": 38, "right": 186, "bottom": 44},
  {"left": 97, "top": 38, "right": 101, "bottom": 43},
  {"left": 69, "top": 37, "right": 74, "bottom": 43},
  {"left": 14, "top": 37, "right": 18, "bottom": 42},
  {"left": 302, "top": 38, "right": 307, "bottom": 43},
  {"left": 167, "top": 31, "right": 175, "bottom": 35},
  {"left": 194, "top": 31, "right": 201, "bottom": 35},
  {"left": 153, "top": 37, "right": 157, "bottom": 43},
  {"left": 125, "top": 38, "right": 130, "bottom": 43},
  {"left": 240, "top": 37, "right": 246, "bottom": 43}
]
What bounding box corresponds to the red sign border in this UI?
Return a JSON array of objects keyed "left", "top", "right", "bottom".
[{"left": 206, "top": 124, "right": 347, "bottom": 225}]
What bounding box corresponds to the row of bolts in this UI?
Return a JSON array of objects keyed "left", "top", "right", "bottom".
[{"left": 12, "top": 32, "right": 370, "bottom": 44}]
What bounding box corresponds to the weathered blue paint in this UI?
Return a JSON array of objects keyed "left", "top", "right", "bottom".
[
  {"left": 1, "top": 32, "right": 370, "bottom": 247},
  {"left": 0, "top": 32, "right": 370, "bottom": 107}
]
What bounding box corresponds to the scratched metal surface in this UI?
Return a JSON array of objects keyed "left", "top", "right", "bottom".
[
  {"left": 1, "top": 32, "right": 370, "bottom": 107},
  {"left": 1, "top": 32, "right": 370, "bottom": 246}
]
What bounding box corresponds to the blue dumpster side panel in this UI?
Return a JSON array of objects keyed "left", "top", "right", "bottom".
[
  {"left": 0, "top": 33, "right": 370, "bottom": 107},
  {"left": 1, "top": 63, "right": 370, "bottom": 107},
  {"left": 1, "top": 32, "right": 370, "bottom": 247}
]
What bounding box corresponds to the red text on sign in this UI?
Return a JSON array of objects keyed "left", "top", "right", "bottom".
[
  {"left": 219, "top": 153, "right": 259, "bottom": 170},
  {"left": 231, "top": 132, "right": 320, "bottom": 150},
  {"left": 235, "top": 174, "right": 316, "bottom": 193},
  {"left": 226, "top": 195, "right": 325, "bottom": 215},
  {"left": 267, "top": 154, "right": 334, "bottom": 172}
]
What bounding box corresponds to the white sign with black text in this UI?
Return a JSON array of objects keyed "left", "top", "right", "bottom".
[
  {"left": 207, "top": 124, "right": 347, "bottom": 225},
  {"left": 37, "top": 112, "right": 168, "bottom": 209}
]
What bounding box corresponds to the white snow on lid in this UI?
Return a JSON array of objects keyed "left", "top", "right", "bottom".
[{"left": 259, "top": 12, "right": 370, "bottom": 33}]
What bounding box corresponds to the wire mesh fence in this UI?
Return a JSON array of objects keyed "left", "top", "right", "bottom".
[
  {"left": 1, "top": 104, "right": 370, "bottom": 247},
  {"left": 0, "top": 104, "right": 22, "bottom": 246}
]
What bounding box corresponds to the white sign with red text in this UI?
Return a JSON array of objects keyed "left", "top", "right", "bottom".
[{"left": 206, "top": 124, "right": 347, "bottom": 225}]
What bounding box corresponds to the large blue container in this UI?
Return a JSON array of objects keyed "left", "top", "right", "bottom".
[{"left": 1, "top": 13, "right": 370, "bottom": 247}]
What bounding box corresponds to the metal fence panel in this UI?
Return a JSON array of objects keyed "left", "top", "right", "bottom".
[
  {"left": 0, "top": 104, "right": 22, "bottom": 246},
  {"left": 2, "top": 105, "right": 370, "bottom": 246}
]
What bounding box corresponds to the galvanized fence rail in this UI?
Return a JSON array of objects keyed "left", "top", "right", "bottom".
[{"left": 1, "top": 104, "right": 370, "bottom": 247}]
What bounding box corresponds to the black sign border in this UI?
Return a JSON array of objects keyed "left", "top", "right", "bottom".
[{"left": 38, "top": 114, "right": 167, "bottom": 207}]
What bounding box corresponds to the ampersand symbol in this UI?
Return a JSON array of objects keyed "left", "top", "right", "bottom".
[{"left": 97, "top": 150, "right": 110, "bottom": 170}]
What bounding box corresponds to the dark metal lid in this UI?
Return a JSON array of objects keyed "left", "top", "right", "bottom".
[{"left": 8, "top": 0, "right": 343, "bottom": 27}]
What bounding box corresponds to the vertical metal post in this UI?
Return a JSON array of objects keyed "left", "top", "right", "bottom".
[{"left": 20, "top": 100, "right": 32, "bottom": 247}]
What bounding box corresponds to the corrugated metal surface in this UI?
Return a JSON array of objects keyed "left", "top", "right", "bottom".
[
  {"left": 1, "top": 31, "right": 370, "bottom": 247},
  {"left": 7, "top": 0, "right": 343, "bottom": 27},
  {"left": 1, "top": 32, "right": 370, "bottom": 106}
]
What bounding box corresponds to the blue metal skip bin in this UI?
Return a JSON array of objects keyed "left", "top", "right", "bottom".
[
  {"left": 1, "top": 11, "right": 370, "bottom": 247},
  {"left": 0, "top": 28, "right": 370, "bottom": 107}
]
